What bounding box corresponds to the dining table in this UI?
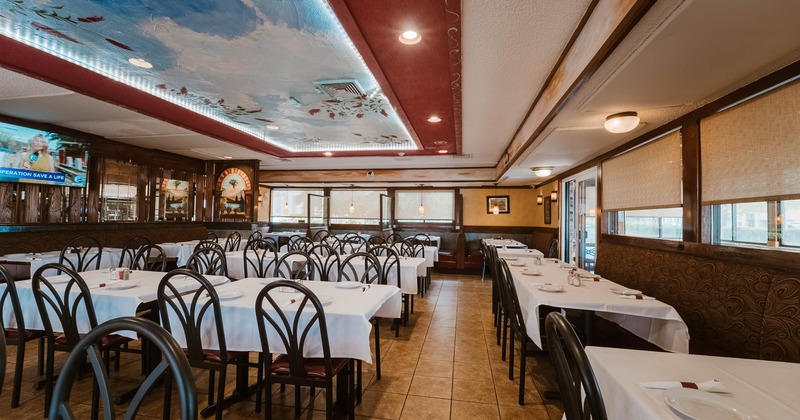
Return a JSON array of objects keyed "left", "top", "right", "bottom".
[
  {"left": 505, "top": 255, "right": 689, "bottom": 353},
  {"left": 0, "top": 248, "right": 123, "bottom": 279},
  {"left": 586, "top": 346, "right": 800, "bottom": 419},
  {"left": 496, "top": 247, "right": 543, "bottom": 259},
  {"left": 158, "top": 240, "right": 201, "bottom": 267},
  {"left": 483, "top": 238, "right": 528, "bottom": 249}
]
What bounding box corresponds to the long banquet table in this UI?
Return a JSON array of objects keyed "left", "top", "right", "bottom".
[
  {"left": 586, "top": 346, "right": 800, "bottom": 419},
  {"left": 165, "top": 277, "right": 401, "bottom": 363},
  {"left": 0, "top": 269, "right": 229, "bottom": 339},
  {"left": 505, "top": 255, "right": 689, "bottom": 353},
  {"left": 482, "top": 238, "right": 528, "bottom": 249}
]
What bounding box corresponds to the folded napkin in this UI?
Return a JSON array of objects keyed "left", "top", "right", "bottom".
[
  {"left": 619, "top": 294, "right": 655, "bottom": 300},
  {"left": 641, "top": 379, "right": 730, "bottom": 393}
]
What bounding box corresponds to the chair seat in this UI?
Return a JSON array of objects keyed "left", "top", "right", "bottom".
[
  {"left": 55, "top": 333, "right": 132, "bottom": 349},
  {"left": 183, "top": 348, "right": 244, "bottom": 364},
  {"left": 5, "top": 327, "right": 46, "bottom": 341},
  {"left": 271, "top": 354, "right": 348, "bottom": 379}
]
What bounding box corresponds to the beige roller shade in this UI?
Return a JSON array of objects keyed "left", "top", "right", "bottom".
[
  {"left": 701, "top": 78, "right": 800, "bottom": 205},
  {"left": 602, "top": 131, "right": 682, "bottom": 211}
]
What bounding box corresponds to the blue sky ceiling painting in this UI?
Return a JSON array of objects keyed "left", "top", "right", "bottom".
[{"left": 0, "top": 0, "right": 417, "bottom": 153}]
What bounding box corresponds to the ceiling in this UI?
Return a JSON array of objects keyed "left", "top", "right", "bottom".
[{"left": 0, "top": 0, "right": 799, "bottom": 187}]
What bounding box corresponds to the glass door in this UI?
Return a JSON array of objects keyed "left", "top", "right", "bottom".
[{"left": 562, "top": 169, "right": 597, "bottom": 271}]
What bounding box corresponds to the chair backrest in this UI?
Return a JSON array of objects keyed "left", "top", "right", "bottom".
[
  {"left": 287, "top": 235, "right": 313, "bottom": 252},
  {"left": 340, "top": 234, "right": 367, "bottom": 254},
  {"left": 274, "top": 251, "right": 316, "bottom": 280},
  {"left": 411, "top": 233, "right": 433, "bottom": 246},
  {"left": 307, "top": 244, "right": 340, "bottom": 282},
  {"left": 247, "top": 231, "right": 263, "bottom": 244},
  {"left": 186, "top": 244, "right": 228, "bottom": 277},
  {"left": 131, "top": 244, "right": 169, "bottom": 272},
  {"left": 119, "top": 236, "right": 152, "bottom": 268},
  {"left": 545, "top": 312, "right": 607, "bottom": 420},
  {"left": 322, "top": 236, "right": 342, "bottom": 254},
  {"left": 547, "top": 238, "right": 559, "bottom": 259},
  {"left": 256, "top": 280, "right": 334, "bottom": 379},
  {"left": 367, "top": 236, "right": 386, "bottom": 247},
  {"left": 367, "top": 246, "right": 399, "bottom": 287},
  {"left": 0, "top": 264, "right": 26, "bottom": 337},
  {"left": 58, "top": 235, "right": 103, "bottom": 272},
  {"left": 49, "top": 317, "right": 197, "bottom": 420},
  {"left": 498, "top": 259, "right": 526, "bottom": 331},
  {"left": 32, "top": 263, "right": 97, "bottom": 348},
  {"left": 399, "top": 239, "right": 424, "bottom": 259},
  {"left": 338, "top": 253, "right": 381, "bottom": 284},
  {"left": 158, "top": 269, "right": 229, "bottom": 368},
  {"left": 224, "top": 232, "right": 242, "bottom": 252},
  {"left": 243, "top": 239, "right": 279, "bottom": 278},
  {"left": 312, "top": 229, "right": 332, "bottom": 242},
  {"left": 386, "top": 233, "right": 405, "bottom": 244},
  {"left": 200, "top": 232, "right": 219, "bottom": 243}
]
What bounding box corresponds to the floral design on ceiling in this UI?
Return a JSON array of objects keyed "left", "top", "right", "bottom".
[{"left": 0, "top": 0, "right": 417, "bottom": 152}]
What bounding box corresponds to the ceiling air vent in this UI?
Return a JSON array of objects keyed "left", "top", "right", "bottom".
[
  {"left": 314, "top": 79, "right": 366, "bottom": 100},
  {"left": 451, "top": 154, "right": 473, "bottom": 159}
]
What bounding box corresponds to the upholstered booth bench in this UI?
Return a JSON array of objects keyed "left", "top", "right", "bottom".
[{"left": 595, "top": 238, "right": 800, "bottom": 363}]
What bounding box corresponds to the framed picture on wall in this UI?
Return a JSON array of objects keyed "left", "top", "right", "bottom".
[
  {"left": 487, "top": 195, "right": 510, "bottom": 214},
  {"left": 544, "top": 196, "right": 552, "bottom": 224}
]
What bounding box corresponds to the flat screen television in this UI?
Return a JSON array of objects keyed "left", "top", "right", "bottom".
[{"left": 0, "top": 121, "right": 89, "bottom": 187}]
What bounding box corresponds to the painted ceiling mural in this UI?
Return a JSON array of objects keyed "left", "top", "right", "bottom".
[{"left": 0, "top": 0, "right": 417, "bottom": 153}]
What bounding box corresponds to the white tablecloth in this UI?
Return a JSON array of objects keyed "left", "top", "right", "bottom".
[
  {"left": 1, "top": 248, "right": 124, "bottom": 278},
  {"left": 159, "top": 241, "right": 201, "bottom": 267},
  {"left": 483, "top": 238, "right": 527, "bottom": 249},
  {"left": 225, "top": 252, "right": 423, "bottom": 295},
  {"left": 1, "top": 269, "right": 229, "bottom": 339},
  {"left": 497, "top": 248, "right": 543, "bottom": 259},
  {"left": 586, "top": 346, "right": 800, "bottom": 419},
  {"left": 509, "top": 258, "right": 689, "bottom": 353},
  {"left": 166, "top": 278, "right": 400, "bottom": 363}
]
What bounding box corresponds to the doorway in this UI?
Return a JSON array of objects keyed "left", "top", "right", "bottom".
[{"left": 562, "top": 169, "right": 597, "bottom": 271}]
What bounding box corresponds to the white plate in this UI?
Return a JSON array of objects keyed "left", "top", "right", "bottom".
[
  {"left": 503, "top": 257, "right": 518, "bottom": 261},
  {"left": 107, "top": 281, "right": 139, "bottom": 291},
  {"left": 336, "top": 281, "right": 362, "bottom": 289},
  {"left": 664, "top": 388, "right": 762, "bottom": 420},
  {"left": 509, "top": 262, "right": 526, "bottom": 267},
  {"left": 522, "top": 271, "right": 542, "bottom": 276},
  {"left": 217, "top": 290, "right": 244, "bottom": 300},
  {"left": 538, "top": 284, "right": 564, "bottom": 293},
  {"left": 610, "top": 287, "right": 642, "bottom": 296},
  {"left": 317, "top": 295, "right": 334, "bottom": 305}
]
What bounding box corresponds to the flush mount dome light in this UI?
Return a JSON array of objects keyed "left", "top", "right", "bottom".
[
  {"left": 399, "top": 30, "right": 422, "bottom": 45},
  {"left": 532, "top": 167, "right": 554, "bottom": 177},
  {"left": 266, "top": 125, "right": 279, "bottom": 130},
  {"left": 127, "top": 58, "right": 153, "bottom": 69},
  {"left": 323, "top": 152, "right": 333, "bottom": 157},
  {"left": 428, "top": 115, "right": 442, "bottom": 123},
  {"left": 438, "top": 149, "right": 448, "bottom": 154},
  {"left": 604, "top": 112, "right": 640, "bottom": 133}
]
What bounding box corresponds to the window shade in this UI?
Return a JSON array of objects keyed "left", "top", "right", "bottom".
[
  {"left": 329, "top": 190, "right": 384, "bottom": 222},
  {"left": 396, "top": 190, "right": 455, "bottom": 222},
  {"left": 602, "top": 131, "right": 682, "bottom": 211},
  {"left": 701, "top": 79, "right": 800, "bottom": 205}
]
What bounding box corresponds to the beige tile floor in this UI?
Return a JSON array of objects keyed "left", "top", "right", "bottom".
[{"left": 0, "top": 272, "right": 564, "bottom": 419}]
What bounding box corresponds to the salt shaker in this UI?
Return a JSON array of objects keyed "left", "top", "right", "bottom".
[{"left": 571, "top": 268, "right": 581, "bottom": 286}]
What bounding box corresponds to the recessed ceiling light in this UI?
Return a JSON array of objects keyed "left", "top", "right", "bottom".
[
  {"left": 438, "top": 150, "right": 448, "bottom": 154},
  {"left": 127, "top": 58, "right": 153, "bottom": 69},
  {"left": 428, "top": 115, "right": 442, "bottom": 123},
  {"left": 399, "top": 30, "right": 421, "bottom": 45},
  {"left": 222, "top": 156, "right": 233, "bottom": 159},
  {"left": 433, "top": 140, "right": 448, "bottom": 145},
  {"left": 323, "top": 152, "right": 333, "bottom": 157},
  {"left": 266, "top": 125, "right": 279, "bottom": 130}
]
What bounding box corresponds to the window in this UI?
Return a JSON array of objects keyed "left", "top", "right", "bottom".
[
  {"left": 612, "top": 208, "right": 682, "bottom": 239},
  {"left": 329, "top": 189, "right": 385, "bottom": 225},
  {"left": 270, "top": 189, "right": 323, "bottom": 223},
  {"left": 100, "top": 160, "right": 138, "bottom": 222},
  {"left": 781, "top": 200, "right": 800, "bottom": 247},
  {"left": 708, "top": 199, "right": 800, "bottom": 249},
  {"left": 395, "top": 190, "right": 455, "bottom": 223}
]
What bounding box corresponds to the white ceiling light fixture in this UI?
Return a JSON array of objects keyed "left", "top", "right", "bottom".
[
  {"left": 604, "top": 112, "right": 640, "bottom": 133},
  {"left": 399, "top": 30, "right": 422, "bottom": 45},
  {"left": 418, "top": 184, "right": 425, "bottom": 215},
  {"left": 323, "top": 151, "right": 333, "bottom": 157},
  {"left": 428, "top": 115, "right": 442, "bottom": 123},
  {"left": 531, "top": 167, "right": 554, "bottom": 177},
  {"left": 349, "top": 184, "right": 356, "bottom": 214},
  {"left": 266, "top": 125, "right": 279, "bottom": 130},
  {"left": 127, "top": 58, "right": 152, "bottom": 69}
]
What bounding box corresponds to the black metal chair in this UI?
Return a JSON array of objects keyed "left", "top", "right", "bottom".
[
  {"left": 58, "top": 235, "right": 104, "bottom": 272},
  {"left": 274, "top": 250, "right": 317, "bottom": 280},
  {"left": 0, "top": 264, "right": 46, "bottom": 407},
  {"left": 545, "top": 312, "right": 608, "bottom": 419},
  {"left": 367, "top": 236, "right": 386, "bottom": 247},
  {"left": 256, "top": 280, "right": 355, "bottom": 420},
  {"left": 243, "top": 239, "right": 279, "bottom": 278},
  {"left": 158, "top": 269, "right": 261, "bottom": 419},
  {"left": 411, "top": 233, "right": 434, "bottom": 247},
  {"left": 312, "top": 229, "right": 332, "bottom": 242},
  {"left": 201, "top": 232, "right": 219, "bottom": 243},
  {"left": 308, "top": 243, "right": 340, "bottom": 282},
  {"left": 287, "top": 235, "right": 313, "bottom": 252},
  {"left": 547, "top": 238, "right": 559, "bottom": 259},
  {"left": 224, "top": 231, "right": 242, "bottom": 252},
  {"left": 340, "top": 234, "right": 367, "bottom": 254},
  {"left": 386, "top": 233, "right": 405, "bottom": 244},
  {"left": 322, "top": 236, "right": 342, "bottom": 254},
  {"left": 32, "top": 263, "right": 134, "bottom": 417},
  {"left": 0, "top": 311, "right": 4, "bottom": 399},
  {"left": 131, "top": 244, "right": 169, "bottom": 272},
  {"left": 368, "top": 245, "right": 407, "bottom": 330},
  {"left": 48, "top": 317, "right": 198, "bottom": 420},
  {"left": 186, "top": 243, "right": 229, "bottom": 277},
  {"left": 399, "top": 239, "right": 426, "bottom": 296},
  {"left": 247, "top": 231, "right": 263, "bottom": 244},
  {"left": 119, "top": 236, "right": 152, "bottom": 268},
  {"left": 338, "top": 253, "right": 383, "bottom": 385}
]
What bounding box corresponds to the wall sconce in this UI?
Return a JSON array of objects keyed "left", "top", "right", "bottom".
[
  {"left": 551, "top": 190, "right": 558, "bottom": 203},
  {"left": 604, "top": 111, "right": 640, "bottom": 133},
  {"left": 537, "top": 194, "right": 543, "bottom": 205}
]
